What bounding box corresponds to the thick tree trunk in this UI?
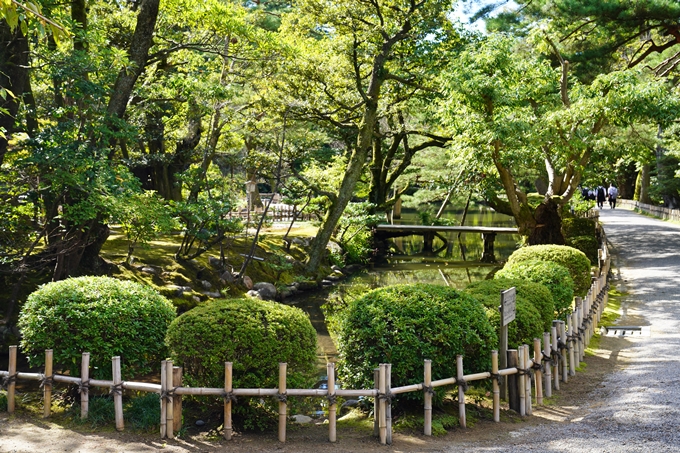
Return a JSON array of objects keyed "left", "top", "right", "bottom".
[
  {"left": 106, "top": 0, "right": 160, "bottom": 119},
  {"left": 527, "top": 198, "right": 565, "bottom": 245},
  {"left": 639, "top": 164, "right": 651, "bottom": 204},
  {"left": 0, "top": 20, "right": 30, "bottom": 166}
]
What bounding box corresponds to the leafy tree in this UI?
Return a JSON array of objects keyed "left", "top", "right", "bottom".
[
  {"left": 438, "top": 35, "right": 677, "bottom": 243},
  {"left": 273, "top": 0, "right": 460, "bottom": 274}
]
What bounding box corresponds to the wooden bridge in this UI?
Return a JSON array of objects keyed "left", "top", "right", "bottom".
[{"left": 374, "top": 224, "right": 519, "bottom": 262}]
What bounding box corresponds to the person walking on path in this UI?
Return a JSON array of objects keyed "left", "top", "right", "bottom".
[
  {"left": 596, "top": 185, "right": 606, "bottom": 209},
  {"left": 607, "top": 183, "right": 618, "bottom": 209}
]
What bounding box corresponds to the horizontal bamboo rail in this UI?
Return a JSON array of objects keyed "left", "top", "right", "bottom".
[{"left": 1, "top": 239, "right": 612, "bottom": 447}]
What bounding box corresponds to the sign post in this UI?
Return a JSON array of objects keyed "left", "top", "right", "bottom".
[{"left": 499, "top": 287, "right": 516, "bottom": 400}]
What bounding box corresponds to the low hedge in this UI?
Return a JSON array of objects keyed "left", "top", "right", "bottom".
[
  {"left": 562, "top": 217, "right": 597, "bottom": 238},
  {"left": 463, "top": 279, "right": 545, "bottom": 348},
  {"left": 495, "top": 260, "right": 574, "bottom": 321},
  {"left": 566, "top": 235, "right": 600, "bottom": 266},
  {"left": 18, "top": 276, "right": 175, "bottom": 379},
  {"left": 165, "top": 298, "right": 317, "bottom": 430},
  {"left": 506, "top": 244, "right": 592, "bottom": 296},
  {"left": 336, "top": 284, "right": 497, "bottom": 408}
]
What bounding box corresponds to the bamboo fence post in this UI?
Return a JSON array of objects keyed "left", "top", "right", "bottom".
[
  {"left": 373, "top": 368, "right": 380, "bottom": 437},
  {"left": 533, "top": 339, "right": 543, "bottom": 406},
  {"left": 379, "top": 364, "right": 387, "bottom": 445},
  {"left": 7, "top": 345, "right": 17, "bottom": 414},
  {"left": 80, "top": 352, "right": 90, "bottom": 419},
  {"left": 523, "top": 345, "right": 532, "bottom": 415},
  {"left": 278, "top": 362, "right": 287, "bottom": 443},
  {"left": 576, "top": 298, "right": 584, "bottom": 362},
  {"left": 224, "top": 362, "right": 233, "bottom": 441},
  {"left": 551, "top": 325, "right": 559, "bottom": 391},
  {"left": 112, "top": 356, "right": 124, "bottom": 431},
  {"left": 507, "top": 350, "right": 519, "bottom": 413},
  {"left": 327, "top": 362, "right": 337, "bottom": 443},
  {"left": 517, "top": 347, "right": 526, "bottom": 416},
  {"left": 424, "top": 359, "right": 432, "bottom": 435},
  {"left": 558, "top": 321, "right": 568, "bottom": 383},
  {"left": 572, "top": 308, "right": 580, "bottom": 369},
  {"left": 160, "top": 360, "right": 167, "bottom": 438},
  {"left": 568, "top": 311, "right": 577, "bottom": 376},
  {"left": 386, "top": 363, "right": 393, "bottom": 445},
  {"left": 43, "top": 349, "right": 53, "bottom": 418},
  {"left": 173, "top": 366, "right": 182, "bottom": 433},
  {"left": 492, "top": 351, "right": 500, "bottom": 422},
  {"left": 165, "top": 360, "right": 175, "bottom": 439},
  {"left": 457, "top": 355, "right": 467, "bottom": 427},
  {"left": 542, "top": 333, "right": 552, "bottom": 398}
]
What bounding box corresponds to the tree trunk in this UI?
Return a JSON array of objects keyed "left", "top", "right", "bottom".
[
  {"left": 639, "top": 164, "right": 651, "bottom": 204},
  {"left": 527, "top": 198, "right": 565, "bottom": 246},
  {"left": 0, "top": 20, "right": 30, "bottom": 166}
]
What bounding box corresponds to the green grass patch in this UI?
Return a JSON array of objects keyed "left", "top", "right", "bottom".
[
  {"left": 336, "top": 408, "right": 374, "bottom": 431},
  {"left": 0, "top": 392, "right": 7, "bottom": 412}
]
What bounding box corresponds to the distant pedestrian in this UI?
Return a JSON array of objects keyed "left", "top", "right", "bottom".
[
  {"left": 608, "top": 183, "right": 618, "bottom": 209},
  {"left": 596, "top": 186, "right": 606, "bottom": 209}
]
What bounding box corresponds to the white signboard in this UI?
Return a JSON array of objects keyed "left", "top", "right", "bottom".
[{"left": 500, "top": 287, "right": 516, "bottom": 326}]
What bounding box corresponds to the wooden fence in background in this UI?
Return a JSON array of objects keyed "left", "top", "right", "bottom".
[
  {"left": 617, "top": 199, "right": 680, "bottom": 222},
  {"left": 1, "top": 243, "right": 611, "bottom": 446}
]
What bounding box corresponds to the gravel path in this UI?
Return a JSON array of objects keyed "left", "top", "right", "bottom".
[{"left": 441, "top": 207, "right": 680, "bottom": 453}]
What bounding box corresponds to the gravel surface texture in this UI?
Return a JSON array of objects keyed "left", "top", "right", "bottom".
[{"left": 2, "top": 207, "right": 679, "bottom": 452}]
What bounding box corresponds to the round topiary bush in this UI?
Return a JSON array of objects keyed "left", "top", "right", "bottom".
[
  {"left": 566, "top": 235, "right": 600, "bottom": 266},
  {"left": 336, "top": 284, "right": 497, "bottom": 407},
  {"left": 165, "top": 298, "right": 317, "bottom": 429},
  {"left": 463, "top": 279, "right": 545, "bottom": 348},
  {"left": 18, "top": 276, "right": 175, "bottom": 379},
  {"left": 495, "top": 260, "right": 574, "bottom": 321},
  {"left": 506, "top": 244, "right": 592, "bottom": 296}
]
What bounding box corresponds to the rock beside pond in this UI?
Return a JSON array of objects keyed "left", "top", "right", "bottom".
[
  {"left": 253, "top": 282, "right": 277, "bottom": 300},
  {"left": 246, "top": 289, "right": 262, "bottom": 299}
]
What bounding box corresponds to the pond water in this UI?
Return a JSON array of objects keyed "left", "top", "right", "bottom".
[{"left": 293, "top": 204, "right": 521, "bottom": 370}]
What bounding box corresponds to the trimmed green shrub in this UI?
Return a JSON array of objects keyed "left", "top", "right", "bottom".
[
  {"left": 463, "top": 279, "right": 545, "bottom": 348},
  {"left": 562, "top": 217, "right": 597, "bottom": 238},
  {"left": 18, "top": 276, "right": 175, "bottom": 379},
  {"left": 336, "top": 284, "right": 497, "bottom": 407},
  {"left": 566, "top": 235, "right": 600, "bottom": 266},
  {"left": 506, "top": 244, "right": 592, "bottom": 296},
  {"left": 166, "top": 298, "right": 317, "bottom": 430},
  {"left": 495, "top": 260, "right": 574, "bottom": 321}
]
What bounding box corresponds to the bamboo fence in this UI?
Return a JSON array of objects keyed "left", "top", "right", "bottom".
[
  {"left": 1, "top": 244, "right": 611, "bottom": 446},
  {"left": 617, "top": 199, "right": 680, "bottom": 222}
]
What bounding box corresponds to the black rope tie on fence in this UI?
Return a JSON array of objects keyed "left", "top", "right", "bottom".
[
  {"left": 39, "top": 374, "right": 54, "bottom": 389},
  {"left": 456, "top": 378, "right": 469, "bottom": 392},
  {"left": 378, "top": 391, "right": 395, "bottom": 404},
  {"left": 551, "top": 350, "right": 561, "bottom": 366},
  {"left": 530, "top": 360, "right": 543, "bottom": 373},
  {"left": 422, "top": 385, "right": 436, "bottom": 395},
  {"left": 276, "top": 392, "right": 288, "bottom": 403},
  {"left": 78, "top": 378, "right": 90, "bottom": 395},
  {"left": 1, "top": 373, "right": 18, "bottom": 390},
  {"left": 541, "top": 351, "right": 553, "bottom": 367},
  {"left": 109, "top": 382, "right": 124, "bottom": 396},
  {"left": 557, "top": 340, "right": 567, "bottom": 351},
  {"left": 517, "top": 368, "right": 532, "bottom": 379},
  {"left": 326, "top": 394, "right": 338, "bottom": 406},
  {"left": 161, "top": 387, "right": 176, "bottom": 402},
  {"left": 222, "top": 391, "right": 238, "bottom": 403},
  {"left": 489, "top": 373, "right": 502, "bottom": 382}
]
